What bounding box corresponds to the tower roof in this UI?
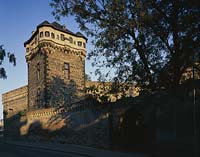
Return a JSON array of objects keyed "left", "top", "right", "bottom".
[{"left": 24, "top": 21, "right": 87, "bottom": 46}]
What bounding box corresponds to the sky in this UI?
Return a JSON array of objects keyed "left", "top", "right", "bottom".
[{"left": 0, "top": 0, "right": 97, "bottom": 119}]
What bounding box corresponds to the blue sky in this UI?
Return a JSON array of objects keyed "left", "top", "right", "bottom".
[{"left": 0, "top": 0, "right": 96, "bottom": 119}]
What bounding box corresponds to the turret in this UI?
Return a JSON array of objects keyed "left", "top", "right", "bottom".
[{"left": 24, "top": 21, "right": 87, "bottom": 111}]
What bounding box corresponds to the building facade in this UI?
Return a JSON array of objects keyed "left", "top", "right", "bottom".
[
  {"left": 25, "top": 21, "right": 87, "bottom": 111},
  {"left": 3, "top": 21, "right": 87, "bottom": 117},
  {"left": 2, "top": 21, "right": 137, "bottom": 120}
]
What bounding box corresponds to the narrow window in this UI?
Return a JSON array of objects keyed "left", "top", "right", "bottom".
[
  {"left": 51, "top": 33, "right": 55, "bottom": 39},
  {"left": 64, "top": 63, "right": 70, "bottom": 79},
  {"left": 40, "top": 32, "right": 43, "bottom": 37},
  {"left": 45, "top": 31, "right": 50, "bottom": 37},
  {"left": 78, "top": 41, "right": 82, "bottom": 46},
  {"left": 69, "top": 37, "right": 73, "bottom": 43},
  {"left": 61, "top": 34, "right": 65, "bottom": 41},
  {"left": 83, "top": 43, "right": 86, "bottom": 48},
  {"left": 57, "top": 35, "right": 59, "bottom": 40},
  {"left": 36, "top": 62, "right": 41, "bottom": 79}
]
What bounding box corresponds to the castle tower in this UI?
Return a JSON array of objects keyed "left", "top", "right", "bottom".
[{"left": 24, "top": 21, "right": 87, "bottom": 111}]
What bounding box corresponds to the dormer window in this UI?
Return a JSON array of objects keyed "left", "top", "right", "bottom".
[
  {"left": 40, "top": 32, "right": 43, "bottom": 37},
  {"left": 51, "top": 33, "right": 55, "bottom": 39},
  {"left": 45, "top": 31, "right": 50, "bottom": 37}
]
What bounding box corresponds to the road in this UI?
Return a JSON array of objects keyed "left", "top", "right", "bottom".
[
  {"left": 0, "top": 142, "right": 89, "bottom": 157},
  {"left": 0, "top": 138, "right": 147, "bottom": 157}
]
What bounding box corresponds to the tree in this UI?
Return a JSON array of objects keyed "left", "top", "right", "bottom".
[
  {"left": 50, "top": 0, "right": 200, "bottom": 89},
  {"left": 0, "top": 45, "right": 16, "bottom": 79},
  {"left": 85, "top": 73, "right": 92, "bottom": 81}
]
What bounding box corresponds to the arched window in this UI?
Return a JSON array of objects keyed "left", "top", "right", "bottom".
[
  {"left": 40, "top": 32, "right": 43, "bottom": 37},
  {"left": 51, "top": 33, "right": 55, "bottom": 39},
  {"left": 45, "top": 31, "right": 50, "bottom": 37}
]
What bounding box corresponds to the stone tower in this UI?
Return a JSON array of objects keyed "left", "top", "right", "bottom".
[{"left": 24, "top": 21, "right": 87, "bottom": 111}]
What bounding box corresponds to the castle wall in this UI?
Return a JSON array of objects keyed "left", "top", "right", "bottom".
[
  {"left": 2, "top": 85, "right": 28, "bottom": 118},
  {"left": 19, "top": 105, "right": 110, "bottom": 148}
]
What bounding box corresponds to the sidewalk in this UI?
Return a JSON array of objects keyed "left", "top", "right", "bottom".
[{"left": 3, "top": 140, "right": 148, "bottom": 157}]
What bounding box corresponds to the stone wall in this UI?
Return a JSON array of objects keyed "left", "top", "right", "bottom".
[
  {"left": 19, "top": 104, "right": 110, "bottom": 148},
  {"left": 26, "top": 41, "right": 86, "bottom": 110},
  {"left": 46, "top": 45, "right": 85, "bottom": 106},
  {"left": 28, "top": 51, "right": 47, "bottom": 110},
  {"left": 25, "top": 21, "right": 87, "bottom": 110},
  {"left": 2, "top": 85, "right": 28, "bottom": 118}
]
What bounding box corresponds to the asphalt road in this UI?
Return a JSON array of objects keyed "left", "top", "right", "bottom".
[{"left": 0, "top": 142, "right": 87, "bottom": 157}]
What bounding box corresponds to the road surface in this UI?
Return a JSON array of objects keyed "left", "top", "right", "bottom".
[{"left": 0, "top": 142, "right": 89, "bottom": 157}]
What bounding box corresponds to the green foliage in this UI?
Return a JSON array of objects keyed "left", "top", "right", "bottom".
[
  {"left": 50, "top": 0, "right": 200, "bottom": 89},
  {"left": 48, "top": 77, "right": 78, "bottom": 107},
  {"left": 19, "top": 110, "right": 27, "bottom": 116},
  {"left": 0, "top": 45, "right": 16, "bottom": 79}
]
